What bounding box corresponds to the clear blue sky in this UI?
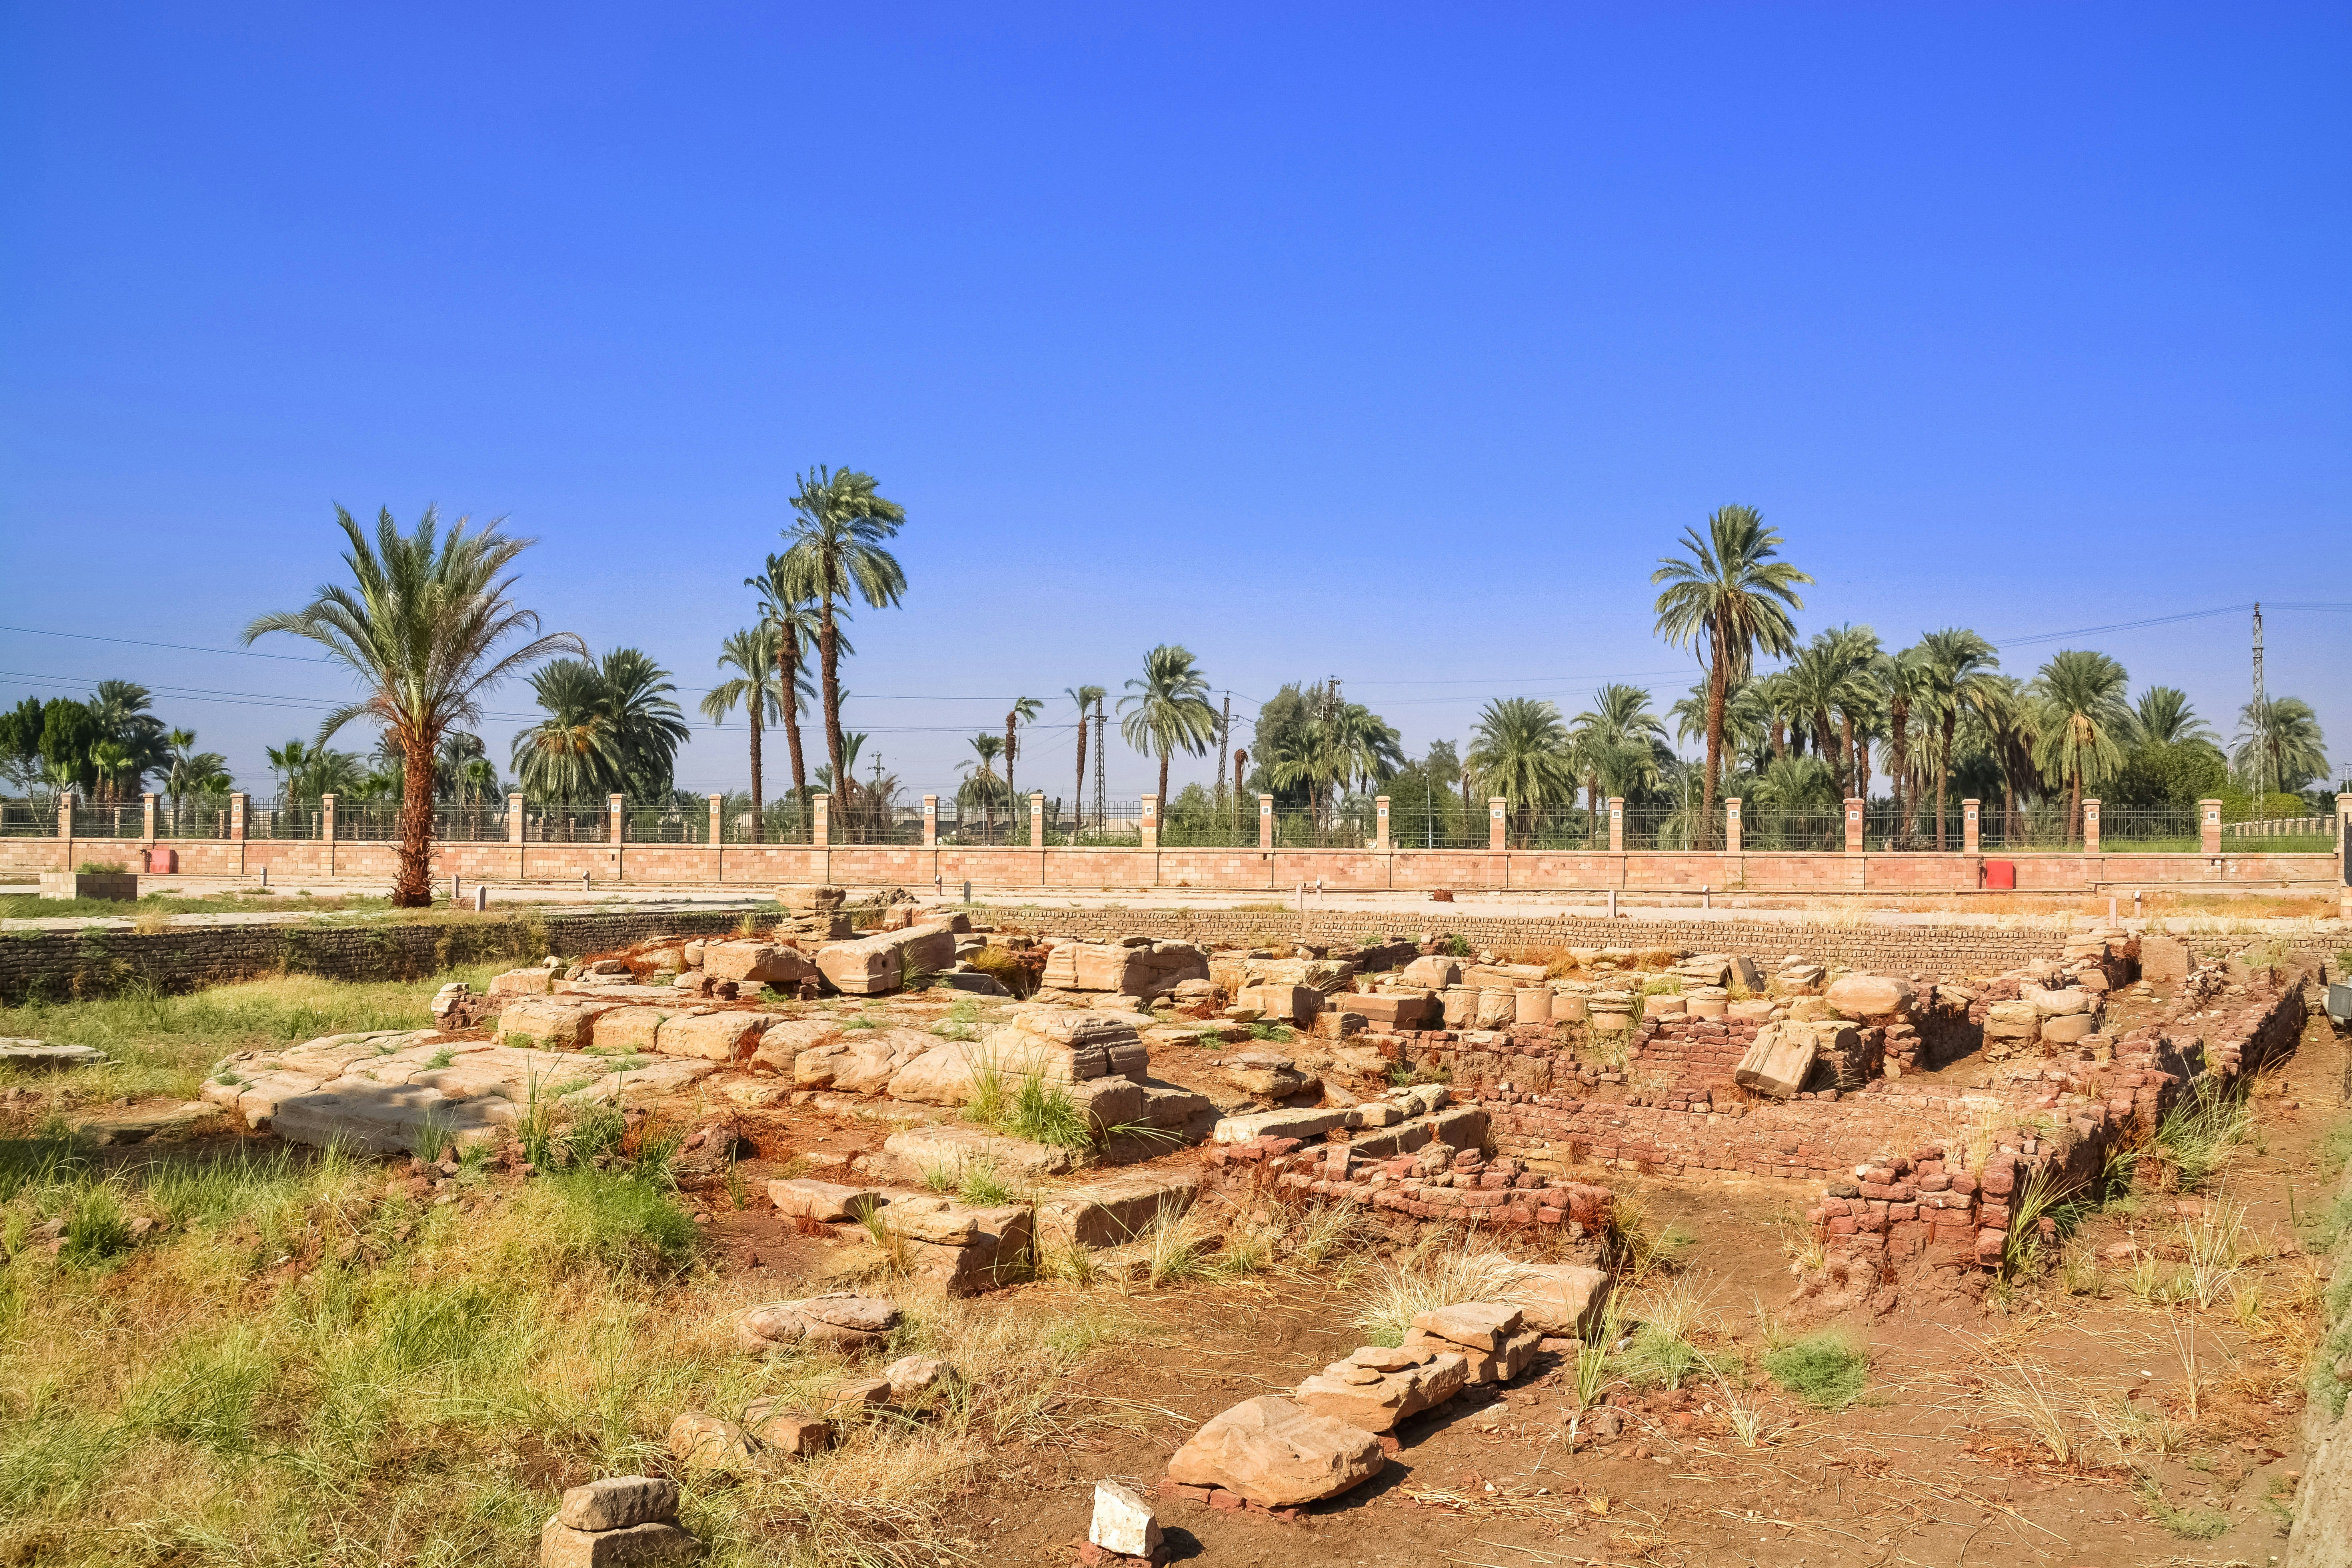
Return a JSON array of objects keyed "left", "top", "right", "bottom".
[{"left": 4, "top": 4, "right": 2346, "bottom": 802}]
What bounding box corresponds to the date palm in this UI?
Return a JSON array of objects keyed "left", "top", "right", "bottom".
[
  {"left": 1569, "top": 685, "right": 1669, "bottom": 844},
  {"left": 1651, "top": 505, "right": 1810, "bottom": 849},
  {"left": 777, "top": 466, "right": 906, "bottom": 797},
  {"left": 244, "top": 505, "right": 580, "bottom": 905},
  {"left": 1004, "top": 695, "right": 1042, "bottom": 811},
  {"left": 2028, "top": 649, "right": 2132, "bottom": 842},
  {"left": 1877, "top": 645, "right": 1933, "bottom": 844},
  {"left": 163, "top": 730, "right": 228, "bottom": 819},
  {"left": 1065, "top": 684, "right": 1105, "bottom": 842},
  {"left": 2129, "top": 686, "right": 2215, "bottom": 749},
  {"left": 1918, "top": 628, "right": 2001, "bottom": 850},
  {"left": 745, "top": 554, "right": 837, "bottom": 836},
  {"left": 2232, "top": 696, "right": 2328, "bottom": 799},
  {"left": 512, "top": 659, "right": 623, "bottom": 809},
  {"left": 1469, "top": 697, "right": 1576, "bottom": 847},
  {"left": 959, "top": 732, "right": 1007, "bottom": 845},
  {"left": 595, "top": 648, "right": 691, "bottom": 799},
  {"left": 1118, "top": 645, "right": 1219, "bottom": 805},
  {"left": 700, "top": 625, "right": 788, "bottom": 842}
]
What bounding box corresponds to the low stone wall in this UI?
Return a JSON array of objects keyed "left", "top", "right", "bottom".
[
  {"left": 4, "top": 833, "right": 2336, "bottom": 894},
  {"left": 0, "top": 909, "right": 750, "bottom": 1004}
]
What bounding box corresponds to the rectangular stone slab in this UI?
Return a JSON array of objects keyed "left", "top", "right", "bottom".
[{"left": 1035, "top": 1169, "right": 1202, "bottom": 1248}]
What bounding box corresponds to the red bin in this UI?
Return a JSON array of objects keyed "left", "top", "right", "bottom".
[
  {"left": 1982, "top": 859, "right": 2015, "bottom": 890},
  {"left": 144, "top": 847, "right": 178, "bottom": 874}
]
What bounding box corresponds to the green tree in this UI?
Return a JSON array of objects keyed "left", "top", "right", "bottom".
[
  {"left": 777, "top": 466, "right": 907, "bottom": 799},
  {"left": 162, "top": 730, "right": 228, "bottom": 816},
  {"left": 2232, "top": 695, "right": 2328, "bottom": 797},
  {"left": 2128, "top": 686, "right": 2215, "bottom": 749},
  {"left": 2027, "top": 649, "right": 2132, "bottom": 842},
  {"left": 1568, "top": 684, "right": 1669, "bottom": 843},
  {"left": 1877, "top": 644, "right": 1933, "bottom": 842},
  {"left": 1119, "top": 644, "right": 1219, "bottom": 805},
  {"left": 958, "top": 732, "right": 1007, "bottom": 844},
  {"left": 0, "top": 699, "right": 48, "bottom": 795},
  {"left": 1651, "top": 505, "right": 1811, "bottom": 849},
  {"left": 1004, "top": 695, "right": 1042, "bottom": 810},
  {"left": 1064, "top": 684, "right": 1106, "bottom": 839},
  {"left": 512, "top": 659, "right": 623, "bottom": 808},
  {"left": 89, "top": 681, "right": 169, "bottom": 797},
  {"left": 700, "top": 625, "right": 787, "bottom": 842},
  {"left": 595, "top": 648, "right": 691, "bottom": 799},
  {"left": 248, "top": 506, "right": 579, "bottom": 903},
  {"left": 38, "top": 699, "right": 100, "bottom": 797},
  {"left": 1468, "top": 697, "right": 1577, "bottom": 846},
  {"left": 1918, "top": 628, "right": 2002, "bottom": 849},
  {"left": 745, "top": 553, "right": 834, "bottom": 834}
]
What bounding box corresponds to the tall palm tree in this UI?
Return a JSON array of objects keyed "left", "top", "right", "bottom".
[
  {"left": 265, "top": 739, "right": 312, "bottom": 811},
  {"left": 1065, "top": 684, "right": 1105, "bottom": 842},
  {"left": 595, "top": 648, "right": 692, "bottom": 799},
  {"left": 1651, "top": 505, "right": 1811, "bottom": 849},
  {"left": 1568, "top": 684, "right": 1670, "bottom": 843},
  {"left": 701, "top": 625, "right": 787, "bottom": 842},
  {"left": 1468, "top": 697, "right": 1577, "bottom": 846},
  {"left": 1118, "top": 644, "right": 1219, "bottom": 805},
  {"left": 746, "top": 553, "right": 835, "bottom": 836},
  {"left": 1877, "top": 644, "right": 1933, "bottom": 844},
  {"left": 2232, "top": 696, "right": 2328, "bottom": 799},
  {"left": 959, "top": 732, "right": 1007, "bottom": 844},
  {"left": 2129, "top": 686, "right": 2215, "bottom": 749},
  {"left": 1969, "top": 674, "right": 2040, "bottom": 831},
  {"left": 162, "top": 729, "right": 226, "bottom": 818},
  {"left": 777, "top": 466, "right": 907, "bottom": 797},
  {"left": 512, "top": 659, "right": 623, "bottom": 810},
  {"left": 1004, "top": 695, "right": 1042, "bottom": 810},
  {"left": 248, "top": 507, "right": 578, "bottom": 903},
  {"left": 90, "top": 680, "right": 169, "bottom": 797},
  {"left": 2027, "top": 649, "right": 2132, "bottom": 842},
  {"left": 1917, "top": 627, "right": 2001, "bottom": 850}
]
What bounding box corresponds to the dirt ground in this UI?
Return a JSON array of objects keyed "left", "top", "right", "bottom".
[{"left": 667, "top": 985, "right": 2346, "bottom": 1568}]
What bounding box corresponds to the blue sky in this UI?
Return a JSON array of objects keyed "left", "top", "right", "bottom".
[{"left": 4, "top": 3, "right": 2346, "bottom": 803}]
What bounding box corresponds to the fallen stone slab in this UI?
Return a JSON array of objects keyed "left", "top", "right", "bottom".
[
  {"left": 590, "top": 1007, "right": 679, "bottom": 1053},
  {"left": 768, "top": 1177, "right": 880, "bottom": 1222},
  {"left": 539, "top": 1515, "right": 699, "bottom": 1567},
  {"left": 737, "top": 1293, "right": 899, "bottom": 1352},
  {"left": 1402, "top": 1301, "right": 1541, "bottom": 1384},
  {"left": 0, "top": 1039, "right": 109, "bottom": 1071},
  {"left": 655, "top": 1011, "right": 767, "bottom": 1063},
  {"left": 881, "top": 1121, "right": 1079, "bottom": 1180},
  {"left": 666, "top": 1412, "right": 754, "bottom": 1469},
  {"left": 701, "top": 941, "right": 816, "bottom": 987},
  {"left": 73, "top": 1100, "right": 218, "bottom": 1146},
  {"left": 1293, "top": 1344, "right": 1469, "bottom": 1432},
  {"left": 792, "top": 1027, "right": 935, "bottom": 1093},
  {"left": 268, "top": 1080, "right": 516, "bottom": 1155},
  {"left": 1499, "top": 1262, "right": 1613, "bottom": 1339},
  {"left": 558, "top": 1476, "right": 679, "bottom": 1533},
  {"left": 884, "top": 1354, "right": 948, "bottom": 1402},
  {"left": 815, "top": 925, "right": 957, "bottom": 995},
  {"left": 488, "top": 968, "right": 554, "bottom": 996},
  {"left": 1339, "top": 1105, "right": 1488, "bottom": 1161},
  {"left": 1826, "top": 973, "right": 1909, "bottom": 1020},
  {"left": 494, "top": 997, "right": 625, "bottom": 1050},
  {"left": 1733, "top": 1025, "right": 1816, "bottom": 1100},
  {"left": 1036, "top": 1169, "right": 1201, "bottom": 1249},
  {"left": 1165, "top": 1394, "right": 1386, "bottom": 1506},
  {"left": 1211, "top": 1107, "right": 1348, "bottom": 1144},
  {"left": 742, "top": 1398, "right": 834, "bottom": 1457}
]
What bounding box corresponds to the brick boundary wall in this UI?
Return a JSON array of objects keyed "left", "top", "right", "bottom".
[
  {"left": 0, "top": 909, "right": 753, "bottom": 1005},
  {"left": 4, "top": 834, "right": 2337, "bottom": 894}
]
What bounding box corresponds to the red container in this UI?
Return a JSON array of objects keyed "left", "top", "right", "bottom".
[
  {"left": 1982, "top": 859, "right": 2015, "bottom": 890},
  {"left": 144, "top": 847, "right": 178, "bottom": 874}
]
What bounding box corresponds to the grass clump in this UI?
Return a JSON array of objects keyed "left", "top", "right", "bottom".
[
  {"left": 2138, "top": 1477, "right": 2229, "bottom": 1540},
  {"left": 1762, "top": 1332, "right": 1867, "bottom": 1408},
  {"left": 1353, "top": 1236, "right": 1528, "bottom": 1347},
  {"left": 2149, "top": 1084, "right": 2256, "bottom": 1193}
]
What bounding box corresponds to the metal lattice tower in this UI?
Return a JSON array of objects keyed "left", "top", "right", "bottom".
[
  {"left": 2252, "top": 602, "right": 2267, "bottom": 801},
  {"left": 1092, "top": 700, "right": 1108, "bottom": 836}
]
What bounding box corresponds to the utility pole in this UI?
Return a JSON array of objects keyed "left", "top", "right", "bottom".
[
  {"left": 1092, "top": 698, "right": 1108, "bottom": 837},
  {"left": 1215, "top": 693, "right": 1231, "bottom": 813},
  {"left": 2251, "top": 602, "right": 2268, "bottom": 803}
]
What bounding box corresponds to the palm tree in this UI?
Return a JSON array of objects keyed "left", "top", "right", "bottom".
[
  {"left": 162, "top": 730, "right": 227, "bottom": 821},
  {"left": 2027, "top": 649, "right": 2132, "bottom": 842},
  {"left": 1118, "top": 644, "right": 1219, "bottom": 805},
  {"left": 596, "top": 648, "right": 691, "bottom": 799},
  {"left": 1468, "top": 697, "right": 1577, "bottom": 846},
  {"left": 512, "top": 659, "right": 622, "bottom": 812},
  {"left": 90, "top": 680, "right": 169, "bottom": 797},
  {"left": 746, "top": 554, "right": 835, "bottom": 836},
  {"left": 959, "top": 732, "right": 1007, "bottom": 844},
  {"left": 1918, "top": 628, "right": 2001, "bottom": 850},
  {"left": 701, "top": 625, "right": 786, "bottom": 842},
  {"left": 1004, "top": 695, "right": 1042, "bottom": 811},
  {"left": 1568, "top": 684, "right": 1669, "bottom": 844},
  {"left": 2129, "top": 686, "right": 2215, "bottom": 749},
  {"left": 264, "top": 739, "right": 312, "bottom": 811},
  {"left": 1877, "top": 645, "right": 1933, "bottom": 844},
  {"left": 1651, "top": 505, "right": 1811, "bottom": 849},
  {"left": 1971, "top": 675, "right": 2040, "bottom": 833},
  {"left": 1065, "top": 684, "right": 1105, "bottom": 843},
  {"left": 248, "top": 507, "right": 578, "bottom": 903},
  {"left": 777, "top": 466, "right": 907, "bottom": 798},
  {"left": 2232, "top": 696, "right": 2328, "bottom": 800}
]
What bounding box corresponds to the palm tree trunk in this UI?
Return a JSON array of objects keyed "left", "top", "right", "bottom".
[
  {"left": 1073, "top": 723, "right": 1088, "bottom": 847},
  {"left": 1701, "top": 628, "right": 1726, "bottom": 851},
  {"left": 1005, "top": 716, "right": 1017, "bottom": 808},
  {"left": 818, "top": 596, "right": 845, "bottom": 801},
  {"left": 746, "top": 701, "right": 764, "bottom": 845},
  {"left": 394, "top": 729, "right": 435, "bottom": 907},
  {"left": 1157, "top": 746, "right": 1171, "bottom": 813},
  {"left": 778, "top": 635, "right": 807, "bottom": 839},
  {"left": 1936, "top": 712, "right": 1954, "bottom": 851}
]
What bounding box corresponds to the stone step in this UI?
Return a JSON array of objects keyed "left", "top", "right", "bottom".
[{"left": 1035, "top": 1169, "right": 1203, "bottom": 1249}]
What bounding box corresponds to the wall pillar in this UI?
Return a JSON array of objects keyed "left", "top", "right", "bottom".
[
  {"left": 229, "top": 793, "right": 247, "bottom": 841},
  {"left": 2198, "top": 798, "right": 2222, "bottom": 856},
  {"left": 1487, "top": 797, "right": 1507, "bottom": 852},
  {"left": 508, "top": 791, "right": 525, "bottom": 883},
  {"left": 812, "top": 793, "right": 831, "bottom": 849},
  {"left": 321, "top": 793, "right": 337, "bottom": 876},
  {"left": 1962, "top": 798, "right": 1981, "bottom": 855},
  {"left": 56, "top": 793, "right": 72, "bottom": 841},
  {"left": 1258, "top": 794, "right": 1274, "bottom": 851},
  {"left": 923, "top": 794, "right": 939, "bottom": 849},
  {"left": 2081, "top": 798, "right": 2100, "bottom": 853},
  {"left": 1607, "top": 797, "right": 1624, "bottom": 853},
  {"left": 1029, "top": 791, "right": 1044, "bottom": 850},
  {"left": 1843, "top": 797, "right": 1864, "bottom": 853},
  {"left": 1140, "top": 793, "right": 1159, "bottom": 851},
  {"left": 707, "top": 795, "right": 723, "bottom": 882},
  {"left": 606, "top": 793, "right": 624, "bottom": 846},
  {"left": 1722, "top": 796, "right": 1742, "bottom": 855},
  {"left": 141, "top": 792, "right": 156, "bottom": 843},
  {"left": 2334, "top": 792, "right": 2350, "bottom": 849},
  {"left": 1375, "top": 795, "right": 1390, "bottom": 853}
]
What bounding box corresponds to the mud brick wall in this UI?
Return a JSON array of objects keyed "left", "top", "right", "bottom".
[
  {"left": 1204, "top": 1131, "right": 1615, "bottom": 1252},
  {"left": 0, "top": 909, "right": 749, "bottom": 1003}
]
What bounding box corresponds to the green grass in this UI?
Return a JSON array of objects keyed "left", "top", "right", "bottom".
[
  {"left": 1761, "top": 1332, "right": 1868, "bottom": 1408},
  {"left": 0, "top": 891, "right": 398, "bottom": 920},
  {"left": 2138, "top": 1477, "right": 2229, "bottom": 1539},
  {"left": 1245, "top": 1021, "right": 1296, "bottom": 1043},
  {"left": 956, "top": 1163, "right": 1015, "bottom": 1207},
  {"left": 2152, "top": 1085, "right": 2256, "bottom": 1193}
]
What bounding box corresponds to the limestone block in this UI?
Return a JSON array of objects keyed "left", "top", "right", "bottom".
[
  {"left": 2140, "top": 935, "right": 2190, "bottom": 985},
  {"left": 2040, "top": 1012, "right": 2096, "bottom": 1045},
  {"left": 1408, "top": 1301, "right": 1523, "bottom": 1354},
  {"left": 883, "top": 1355, "right": 948, "bottom": 1402},
  {"left": 1211, "top": 1107, "right": 1349, "bottom": 1143},
  {"left": 1474, "top": 990, "right": 1517, "bottom": 1029},
  {"left": 655, "top": 1012, "right": 766, "bottom": 1063},
  {"left": 1068, "top": 1073, "right": 1146, "bottom": 1132},
  {"left": 591, "top": 1007, "right": 676, "bottom": 1053},
  {"left": 495, "top": 997, "right": 622, "bottom": 1050},
  {"left": 1351, "top": 992, "right": 1435, "bottom": 1030},
  {"left": 767, "top": 1178, "right": 879, "bottom": 1223},
  {"left": 1090, "top": 1479, "right": 1164, "bottom": 1559},
  {"left": 666, "top": 1413, "right": 754, "bottom": 1468},
  {"left": 1164, "top": 1395, "right": 1386, "bottom": 1506},
  {"left": 1238, "top": 984, "right": 1322, "bottom": 1025},
  {"left": 1731, "top": 955, "right": 1767, "bottom": 991},
  {"left": 1221, "top": 1051, "right": 1310, "bottom": 1099},
  {"left": 0, "top": 1039, "right": 109, "bottom": 1071},
  {"left": 558, "top": 1477, "right": 679, "bottom": 1533},
  {"left": 701, "top": 943, "right": 815, "bottom": 987},
  {"left": 1733, "top": 1025, "right": 1816, "bottom": 1099},
  {"left": 1727, "top": 999, "right": 1774, "bottom": 1023},
  {"left": 815, "top": 934, "right": 905, "bottom": 995},
  {"left": 1399, "top": 956, "right": 1461, "bottom": 988},
  {"left": 1500, "top": 1262, "right": 1613, "bottom": 1339},
  {"left": 1550, "top": 993, "right": 1590, "bottom": 1023},
  {"left": 1684, "top": 996, "right": 1728, "bottom": 1019},
  {"left": 1513, "top": 989, "right": 1552, "bottom": 1025},
  {"left": 539, "top": 1517, "right": 699, "bottom": 1566},
  {"left": 1642, "top": 995, "right": 1686, "bottom": 1019},
  {"left": 743, "top": 1400, "right": 833, "bottom": 1456},
  {"left": 881, "top": 1122, "right": 1078, "bottom": 1179},
  {"left": 1826, "top": 973, "right": 1908, "bottom": 1020},
  {"left": 1136, "top": 1081, "right": 1214, "bottom": 1129},
  {"left": 1043, "top": 940, "right": 1207, "bottom": 999},
  {"left": 1035, "top": 1169, "right": 1201, "bottom": 1248},
  {"left": 2021, "top": 985, "right": 2091, "bottom": 1017},
  {"left": 488, "top": 968, "right": 553, "bottom": 996}
]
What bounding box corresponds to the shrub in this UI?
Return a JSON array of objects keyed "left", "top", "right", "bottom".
[{"left": 1762, "top": 1332, "right": 1867, "bottom": 1408}]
